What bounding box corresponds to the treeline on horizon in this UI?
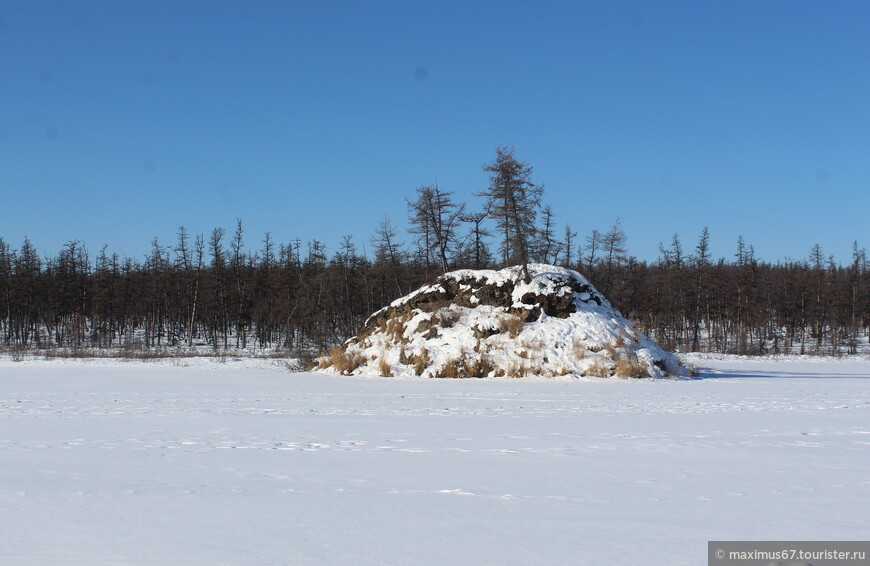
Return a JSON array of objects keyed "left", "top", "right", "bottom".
[
  {"left": 2, "top": 146, "right": 868, "bottom": 358},
  {"left": 2, "top": 223, "right": 867, "bottom": 358}
]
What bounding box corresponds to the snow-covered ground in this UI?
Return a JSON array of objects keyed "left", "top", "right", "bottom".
[{"left": 1, "top": 355, "right": 868, "bottom": 565}]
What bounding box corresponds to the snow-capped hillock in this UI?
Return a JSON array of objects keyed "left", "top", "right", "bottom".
[{"left": 317, "top": 264, "right": 686, "bottom": 378}]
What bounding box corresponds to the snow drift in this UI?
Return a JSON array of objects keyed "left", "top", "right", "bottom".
[{"left": 317, "top": 264, "right": 686, "bottom": 378}]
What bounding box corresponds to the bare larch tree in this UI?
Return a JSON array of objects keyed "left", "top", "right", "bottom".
[
  {"left": 477, "top": 146, "right": 543, "bottom": 283},
  {"left": 407, "top": 185, "right": 465, "bottom": 275}
]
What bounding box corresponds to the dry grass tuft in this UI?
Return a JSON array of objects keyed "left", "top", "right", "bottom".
[
  {"left": 399, "top": 345, "right": 411, "bottom": 366},
  {"left": 328, "top": 345, "right": 364, "bottom": 375},
  {"left": 582, "top": 360, "right": 611, "bottom": 377},
  {"left": 378, "top": 355, "right": 393, "bottom": 377},
  {"left": 602, "top": 342, "right": 618, "bottom": 360},
  {"left": 385, "top": 314, "right": 411, "bottom": 343},
  {"left": 506, "top": 361, "right": 530, "bottom": 378},
  {"left": 440, "top": 356, "right": 463, "bottom": 378},
  {"left": 625, "top": 321, "right": 641, "bottom": 343},
  {"left": 436, "top": 308, "right": 462, "bottom": 329},
  {"left": 615, "top": 331, "right": 625, "bottom": 348},
  {"left": 433, "top": 348, "right": 500, "bottom": 378},
  {"left": 614, "top": 357, "right": 648, "bottom": 378},
  {"left": 464, "top": 352, "right": 494, "bottom": 377},
  {"left": 410, "top": 348, "right": 431, "bottom": 376},
  {"left": 572, "top": 340, "right": 586, "bottom": 360},
  {"left": 499, "top": 314, "right": 524, "bottom": 338}
]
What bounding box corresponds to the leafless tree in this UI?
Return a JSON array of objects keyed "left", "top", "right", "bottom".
[
  {"left": 407, "top": 185, "right": 465, "bottom": 274},
  {"left": 459, "top": 209, "right": 493, "bottom": 270},
  {"left": 601, "top": 218, "right": 627, "bottom": 294},
  {"left": 477, "top": 146, "right": 543, "bottom": 282},
  {"left": 562, "top": 225, "right": 578, "bottom": 269}
]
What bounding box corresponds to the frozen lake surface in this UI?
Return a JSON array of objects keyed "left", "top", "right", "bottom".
[{"left": 1, "top": 355, "right": 868, "bottom": 565}]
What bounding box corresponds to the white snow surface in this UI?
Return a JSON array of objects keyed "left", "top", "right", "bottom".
[
  {"left": 320, "top": 264, "right": 684, "bottom": 378},
  {"left": 1, "top": 355, "right": 868, "bottom": 565}
]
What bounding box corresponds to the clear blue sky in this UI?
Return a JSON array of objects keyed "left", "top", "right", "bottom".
[{"left": 1, "top": 0, "right": 868, "bottom": 264}]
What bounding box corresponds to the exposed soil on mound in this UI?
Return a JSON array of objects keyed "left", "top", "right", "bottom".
[
  {"left": 318, "top": 265, "right": 686, "bottom": 379},
  {"left": 359, "top": 269, "right": 602, "bottom": 334}
]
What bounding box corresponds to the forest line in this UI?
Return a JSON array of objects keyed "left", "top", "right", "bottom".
[
  {"left": 1, "top": 221, "right": 867, "bottom": 359},
  {"left": 3, "top": 147, "right": 868, "bottom": 358}
]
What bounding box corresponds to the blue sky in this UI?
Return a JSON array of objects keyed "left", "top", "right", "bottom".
[{"left": 1, "top": 0, "right": 868, "bottom": 264}]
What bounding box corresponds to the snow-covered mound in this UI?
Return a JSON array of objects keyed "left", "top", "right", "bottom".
[{"left": 317, "top": 264, "right": 686, "bottom": 378}]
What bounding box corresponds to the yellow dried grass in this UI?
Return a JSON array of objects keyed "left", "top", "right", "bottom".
[
  {"left": 614, "top": 358, "right": 648, "bottom": 378},
  {"left": 582, "top": 360, "right": 610, "bottom": 378},
  {"left": 328, "top": 345, "right": 364, "bottom": 375},
  {"left": 498, "top": 315, "right": 524, "bottom": 338}
]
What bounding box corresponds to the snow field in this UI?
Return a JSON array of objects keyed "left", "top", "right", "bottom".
[{"left": 1, "top": 356, "right": 868, "bottom": 565}]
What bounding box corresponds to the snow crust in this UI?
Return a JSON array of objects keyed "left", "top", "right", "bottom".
[
  {"left": 320, "top": 264, "right": 684, "bottom": 378},
  {"left": 1, "top": 356, "right": 868, "bottom": 565}
]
